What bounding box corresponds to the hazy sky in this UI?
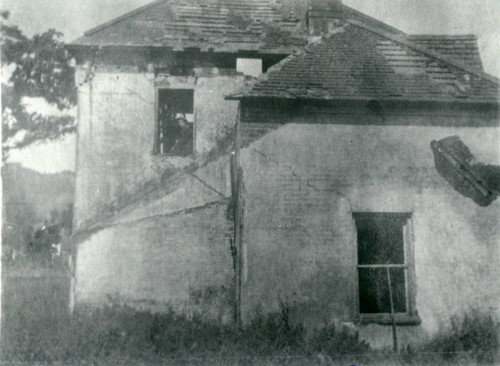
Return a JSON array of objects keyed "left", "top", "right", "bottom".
[{"left": 1, "top": 0, "right": 499, "bottom": 77}]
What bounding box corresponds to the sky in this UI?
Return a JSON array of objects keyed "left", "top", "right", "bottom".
[{"left": 1, "top": 0, "right": 499, "bottom": 173}]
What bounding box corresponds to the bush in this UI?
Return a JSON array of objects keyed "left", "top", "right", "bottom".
[
  {"left": 5, "top": 296, "right": 497, "bottom": 365},
  {"left": 239, "top": 301, "right": 306, "bottom": 355},
  {"left": 419, "top": 309, "right": 499, "bottom": 364}
]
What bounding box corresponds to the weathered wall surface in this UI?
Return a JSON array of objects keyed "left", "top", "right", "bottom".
[
  {"left": 74, "top": 66, "right": 242, "bottom": 230},
  {"left": 73, "top": 148, "right": 233, "bottom": 319},
  {"left": 75, "top": 202, "right": 234, "bottom": 323},
  {"left": 239, "top": 116, "right": 499, "bottom": 347},
  {"left": 74, "top": 76, "right": 499, "bottom": 348},
  {"left": 74, "top": 70, "right": 155, "bottom": 229}
]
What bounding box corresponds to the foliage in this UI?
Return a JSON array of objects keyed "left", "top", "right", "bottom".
[
  {"left": 240, "top": 302, "right": 306, "bottom": 354},
  {"left": 1, "top": 21, "right": 75, "bottom": 108},
  {"left": 1, "top": 13, "right": 76, "bottom": 154},
  {"left": 308, "top": 322, "right": 370, "bottom": 356},
  {"left": 0, "top": 298, "right": 372, "bottom": 363},
  {"left": 3, "top": 291, "right": 498, "bottom": 365},
  {"left": 24, "top": 204, "right": 73, "bottom": 265},
  {"left": 3, "top": 203, "right": 73, "bottom": 266},
  {"left": 419, "top": 309, "right": 499, "bottom": 364}
]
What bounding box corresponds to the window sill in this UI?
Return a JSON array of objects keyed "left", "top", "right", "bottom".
[
  {"left": 355, "top": 313, "right": 422, "bottom": 326},
  {"left": 152, "top": 152, "right": 194, "bottom": 159}
]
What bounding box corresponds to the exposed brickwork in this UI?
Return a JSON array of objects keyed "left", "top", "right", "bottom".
[
  {"left": 240, "top": 123, "right": 282, "bottom": 147},
  {"left": 240, "top": 120, "right": 500, "bottom": 347}
]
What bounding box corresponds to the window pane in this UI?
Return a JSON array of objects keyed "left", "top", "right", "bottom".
[
  {"left": 356, "top": 214, "right": 405, "bottom": 265},
  {"left": 359, "top": 267, "right": 406, "bottom": 313}
]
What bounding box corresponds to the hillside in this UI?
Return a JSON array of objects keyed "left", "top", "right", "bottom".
[{"left": 2, "top": 163, "right": 75, "bottom": 253}]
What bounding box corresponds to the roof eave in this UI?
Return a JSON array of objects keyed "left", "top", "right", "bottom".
[
  {"left": 66, "top": 42, "right": 299, "bottom": 56},
  {"left": 226, "top": 94, "right": 500, "bottom": 107}
]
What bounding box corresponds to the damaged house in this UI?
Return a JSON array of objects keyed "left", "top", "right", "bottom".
[{"left": 68, "top": 0, "right": 499, "bottom": 348}]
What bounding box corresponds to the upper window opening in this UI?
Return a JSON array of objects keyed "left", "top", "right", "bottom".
[
  {"left": 237, "top": 58, "right": 262, "bottom": 77},
  {"left": 156, "top": 89, "right": 194, "bottom": 156},
  {"left": 353, "top": 213, "right": 420, "bottom": 325}
]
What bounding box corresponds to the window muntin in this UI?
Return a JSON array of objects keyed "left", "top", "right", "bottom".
[
  {"left": 156, "top": 89, "right": 194, "bottom": 156},
  {"left": 353, "top": 213, "right": 419, "bottom": 324}
]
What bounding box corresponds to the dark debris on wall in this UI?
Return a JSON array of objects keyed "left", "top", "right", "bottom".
[{"left": 431, "top": 136, "right": 499, "bottom": 207}]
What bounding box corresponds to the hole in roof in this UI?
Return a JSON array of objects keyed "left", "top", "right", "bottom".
[{"left": 237, "top": 58, "right": 263, "bottom": 77}]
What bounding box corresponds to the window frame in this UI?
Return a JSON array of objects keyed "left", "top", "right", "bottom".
[
  {"left": 153, "top": 77, "right": 196, "bottom": 156},
  {"left": 353, "top": 212, "right": 421, "bottom": 326}
]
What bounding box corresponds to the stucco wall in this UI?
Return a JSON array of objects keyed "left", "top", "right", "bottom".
[
  {"left": 74, "top": 67, "right": 242, "bottom": 229},
  {"left": 74, "top": 202, "right": 233, "bottom": 323},
  {"left": 239, "top": 118, "right": 499, "bottom": 347},
  {"left": 73, "top": 146, "right": 234, "bottom": 318},
  {"left": 73, "top": 78, "right": 498, "bottom": 348}
]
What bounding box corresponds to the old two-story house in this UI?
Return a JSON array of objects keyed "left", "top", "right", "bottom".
[{"left": 68, "top": 0, "right": 499, "bottom": 348}]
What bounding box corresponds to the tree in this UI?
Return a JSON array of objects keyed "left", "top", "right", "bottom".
[{"left": 1, "top": 12, "right": 76, "bottom": 156}]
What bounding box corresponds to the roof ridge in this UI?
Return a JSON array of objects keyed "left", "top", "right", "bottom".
[
  {"left": 83, "top": 0, "right": 166, "bottom": 37},
  {"left": 347, "top": 19, "right": 499, "bottom": 85},
  {"left": 341, "top": 4, "right": 406, "bottom": 37}
]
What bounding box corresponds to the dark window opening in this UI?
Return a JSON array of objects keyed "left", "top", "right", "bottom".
[
  {"left": 157, "top": 89, "right": 194, "bottom": 156},
  {"left": 354, "top": 213, "right": 411, "bottom": 315},
  {"left": 358, "top": 267, "right": 406, "bottom": 313}
]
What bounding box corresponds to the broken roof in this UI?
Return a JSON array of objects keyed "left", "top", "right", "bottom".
[
  {"left": 431, "top": 136, "right": 499, "bottom": 207},
  {"left": 228, "top": 20, "right": 499, "bottom": 104},
  {"left": 71, "top": 0, "right": 409, "bottom": 54},
  {"left": 71, "top": 0, "right": 307, "bottom": 54},
  {"left": 70, "top": 0, "right": 484, "bottom": 65}
]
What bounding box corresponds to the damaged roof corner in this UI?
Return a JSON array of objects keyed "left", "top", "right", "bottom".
[{"left": 431, "top": 136, "right": 500, "bottom": 207}]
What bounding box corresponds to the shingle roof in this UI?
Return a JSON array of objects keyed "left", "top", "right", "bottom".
[
  {"left": 71, "top": 0, "right": 308, "bottom": 54},
  {"left": 228, "top": 20, "right": 499, "bottom": 104},
  {"left": 71, "top": 0, "right": 485, "bottom": 73},
  {"left": 408, "top": 35, "right": 483, "bottom": 71}
]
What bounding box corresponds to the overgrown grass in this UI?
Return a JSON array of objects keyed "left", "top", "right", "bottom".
[
  {"left": 413, "top": 309, "right": 500, "bottom": 364},
  {"left": 1, "top": 298, "right": 370, "bottom": 363},
  {"left": 1, "top": 274, "right": 498, "bottom": 365}
]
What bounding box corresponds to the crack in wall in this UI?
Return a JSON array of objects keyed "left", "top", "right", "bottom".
[
  {"left": 73, "top": 199, "right": 229, "bottom": 247},
  {"left": 125, "top": 87, "right": 155, "bottom": 105},
  {"left": 189, "top": 172, "right": 229, "bottom": 199}
]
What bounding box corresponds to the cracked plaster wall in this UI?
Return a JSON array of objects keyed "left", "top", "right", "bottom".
[
  {"left": 73, "top": 67, "right": 242, "bottom": 230},
  {"left": 73, "top": 121, "right": 234, "bottom": 316}
]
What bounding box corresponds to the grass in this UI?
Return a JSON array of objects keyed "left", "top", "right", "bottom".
[
  {"left": 414, "top": 309, "right": 500, "bottom": 364},
  {"left": 1, "top": 269, "right": 498, "bottom": 364}
]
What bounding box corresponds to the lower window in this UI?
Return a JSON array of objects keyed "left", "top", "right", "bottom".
[{"left": 353, "top": 212, "right": 420, "bottom": 325}]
